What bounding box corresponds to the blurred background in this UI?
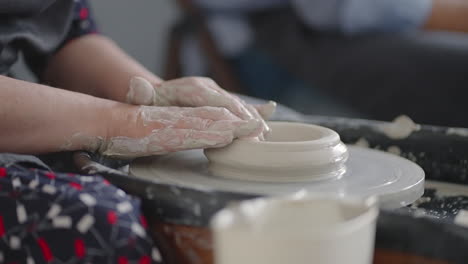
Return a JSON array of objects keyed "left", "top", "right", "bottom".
[
  {"left": 12, "top": 1, "right": 179, "bottom": 82},
  {"left": 13, "top": 0, "right": 468, "bottom": 127},
  {"left": 93, "top": 1, "right": 179, "bottom": 75}
]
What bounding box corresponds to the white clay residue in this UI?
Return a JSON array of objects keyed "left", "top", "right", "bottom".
[
  {"left": 446, "top": 128, "right": 468, "bottom": 137},
  {"left": 60, "top": 132, "right": 102, "bottom": 152},
  {"left": 386, "top": 146, "right": 401, "bottom": 156},
  {"left": 139, "top": 106, "right": 262, "bottom": 137},
  {"left": 101, "top": 130, "right": 231, "bottom": 159},
  {"left": 354, "top": 137, "right": 370, "bottom": 148},
  {"left": 454, "top": 210, "right": 468, "bottom": 228},
  {"left": 378, "top": 115, "right": 420, "bottom": 140}
]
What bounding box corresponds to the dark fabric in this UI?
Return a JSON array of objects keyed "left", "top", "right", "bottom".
[
  {"left": 0, "top": 154, "right": 164, "bottom": 263},
  {"left": 250, "top": 8, "right": 468, "bottom": 127},
  {"left": 0, "top": 0, "right": 98, "bottom": 78}
]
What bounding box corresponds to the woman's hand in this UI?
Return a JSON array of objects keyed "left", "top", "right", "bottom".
[
  {"left": 43, "top": 35, "right": 275, "bottom": 138},
  {"left": 0, "top": 75, "right": 261, "bottom": 158},
  {"left": 126, "top": 76, "right": 276, "bottom": 139},
  {"left": 43, "top": 35, "right": 276, "bottom": 136},
  {"left": 95, "top": 105, "right": 263, "bottom": 159}
]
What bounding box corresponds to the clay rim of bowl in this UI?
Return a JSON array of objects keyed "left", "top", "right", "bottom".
[{"left": 232, "top": 122, "right": 342, "bottom": 151}]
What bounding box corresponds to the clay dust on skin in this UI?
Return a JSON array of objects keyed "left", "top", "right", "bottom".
[
  {"left": 128, "top": 76, "right": 248, "bottom": 119},
  {"left": 63, "top": 106, "right": 262, "bottom": 159},
  {"left": 60, "top": 132, "right": 103, "bottom": 152},
  {"left": 137, "top": 105, "right": 263, "bottom": 139},
  {"left": 100, "top": 131, "right": 233, "bottom": 159},
  {"left": 154, "top": 77, "right": 271, "bottom": 140},
  {"left": 126, "top": 77, "right": 156, "bottom": 106},
  {"left": 127, "top": 76, "right": 274, "bottom": 139}
]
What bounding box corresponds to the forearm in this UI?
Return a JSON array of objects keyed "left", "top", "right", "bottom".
[
  {"left": 424, "top": 0, "right": 468, "bottom": 32},
  {"left": 43, "top": 34, "right": 163, "bottom": 103},
  {"left": 0, "top": 75, "right": 122, "bottom": 154}
]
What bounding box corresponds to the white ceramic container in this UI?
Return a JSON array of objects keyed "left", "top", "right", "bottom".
[
  {"left": 204, "top": 122, "right": 349, "bottom": 182},
  {"left": 212, "top": 194, "right": 378, "bottom": 264}
]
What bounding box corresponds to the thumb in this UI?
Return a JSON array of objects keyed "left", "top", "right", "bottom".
[{"left": 126, "top": 76, "right": 156, "bottom": 105}]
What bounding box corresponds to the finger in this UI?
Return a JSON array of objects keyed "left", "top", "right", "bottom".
[
  {"left": 202, "top": 93, "right": 267, "bottom": 139},
  {"left": 157, "top": 78, "right": 256, "bottom": 121},
  {"left": 137, "top": 106, "right": 241, "bottom": 127},
  {"left": 204, "top": 81, "right": 256, "bottom": 120},
  {"left": 208, "top": 87, "right": 270, "bottom": 139},
  {"left": 253, "top": 101, "right": 277, "bottom": 120},
  {"left": 101, "top": 129, "right": 235, "bottom": 158},
  {"left": 245, "top": 104, "right": 269, "bottom": 140},
  {"left": 195, "top": 90, "right": 255, "bottom": 121},
  {"left": 210, "top": 119, "right": 263, "bottom": 138},
  {"left": 170, "top": 117, "right": 263, "bottom": 138},
  {"left": 182, "top": 106, "right": 241, "bottom": 121},
  {"left": 127, "top": 77, "right": 156, "bottom": 105},
  {"left": 189, "top": 104, "right": 264, "bottom": 138},
  {"left": 148, "top": 129, "right": 235, "bottom": 153}
]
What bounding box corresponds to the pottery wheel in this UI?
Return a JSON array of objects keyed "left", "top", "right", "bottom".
[{"left": 130, "top": 146, "right": 424, "bottom": 209}]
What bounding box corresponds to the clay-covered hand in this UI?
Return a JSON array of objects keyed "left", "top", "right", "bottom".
[
  {"left": 126, "top": 76, "right": 276, "bottom": 139},
  {"left": 95, "top": 105, "right": 263, "bottom": 159}
]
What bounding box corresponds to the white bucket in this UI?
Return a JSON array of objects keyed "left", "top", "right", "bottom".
[{"left": 211, "top": 194, "right": 379, "bottom": 264}]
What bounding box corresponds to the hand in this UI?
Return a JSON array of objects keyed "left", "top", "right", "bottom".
[
  {"left": 95, "top": 105, "right": 262, "bottom": 159},
  {"left": 126, "top": 76, "right": 276, "bottom": 139}
]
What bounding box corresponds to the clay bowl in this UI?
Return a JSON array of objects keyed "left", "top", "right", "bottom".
[{"left": 204, "top": 122, "right": 349, "bottom": 182}]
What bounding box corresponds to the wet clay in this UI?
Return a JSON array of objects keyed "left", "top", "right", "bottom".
[
  {"left": 101, "top": 107, "right": 261, "bottom": 159},
  {"left": 377, "top": 115, "right": 420, "bottom": 140},
  {"left": 204, "top": 122, "right": 348, "bottom": 182},
  {"left": 61, "top": 105, "right": 262, "bottom": 159},
  {"left": 60, "top": 132, "right": 103, "bottom": 152},
  {"left": 126, "top": 76, "right": 275, "bottom": 140}
]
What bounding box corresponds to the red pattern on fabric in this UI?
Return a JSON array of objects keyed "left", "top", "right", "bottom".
[
  {"left": 74, "top": 238, "right": 86, "bottom": 258},
  {"left": 140, "top": 215, "right": 148, "bottom": 228},
  {"left": 0, "top": 167, "right": 6, "bottom": 177},
  {"left": 44, "top": 172, "right": 56, "bottom": 179},
  {"left": 0, "top": 215, "right": 5, "bottom": 237},
  {"left": 37, "top": 238, "right": 54, "bottom": 262},
  {"left": 0, "top": 153, "right": 161, "bottom": 263},
  {"left": 79, "top": 8, "right": 89, "bottom": 20},
  {"left": 139, "top": 255, "right": 151, "bottom": 264},
  {"left": 69, "top": 182, "right": 83, "bottom": 190},
  {"left": 103, "top": 179, "right": 110, "bottom": 185},
  {"left": 118, "top": 256, "right": 128, "bottom": 264},
  {"left": 107, "top": 211, "right": 117, "bottom": 225}
]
